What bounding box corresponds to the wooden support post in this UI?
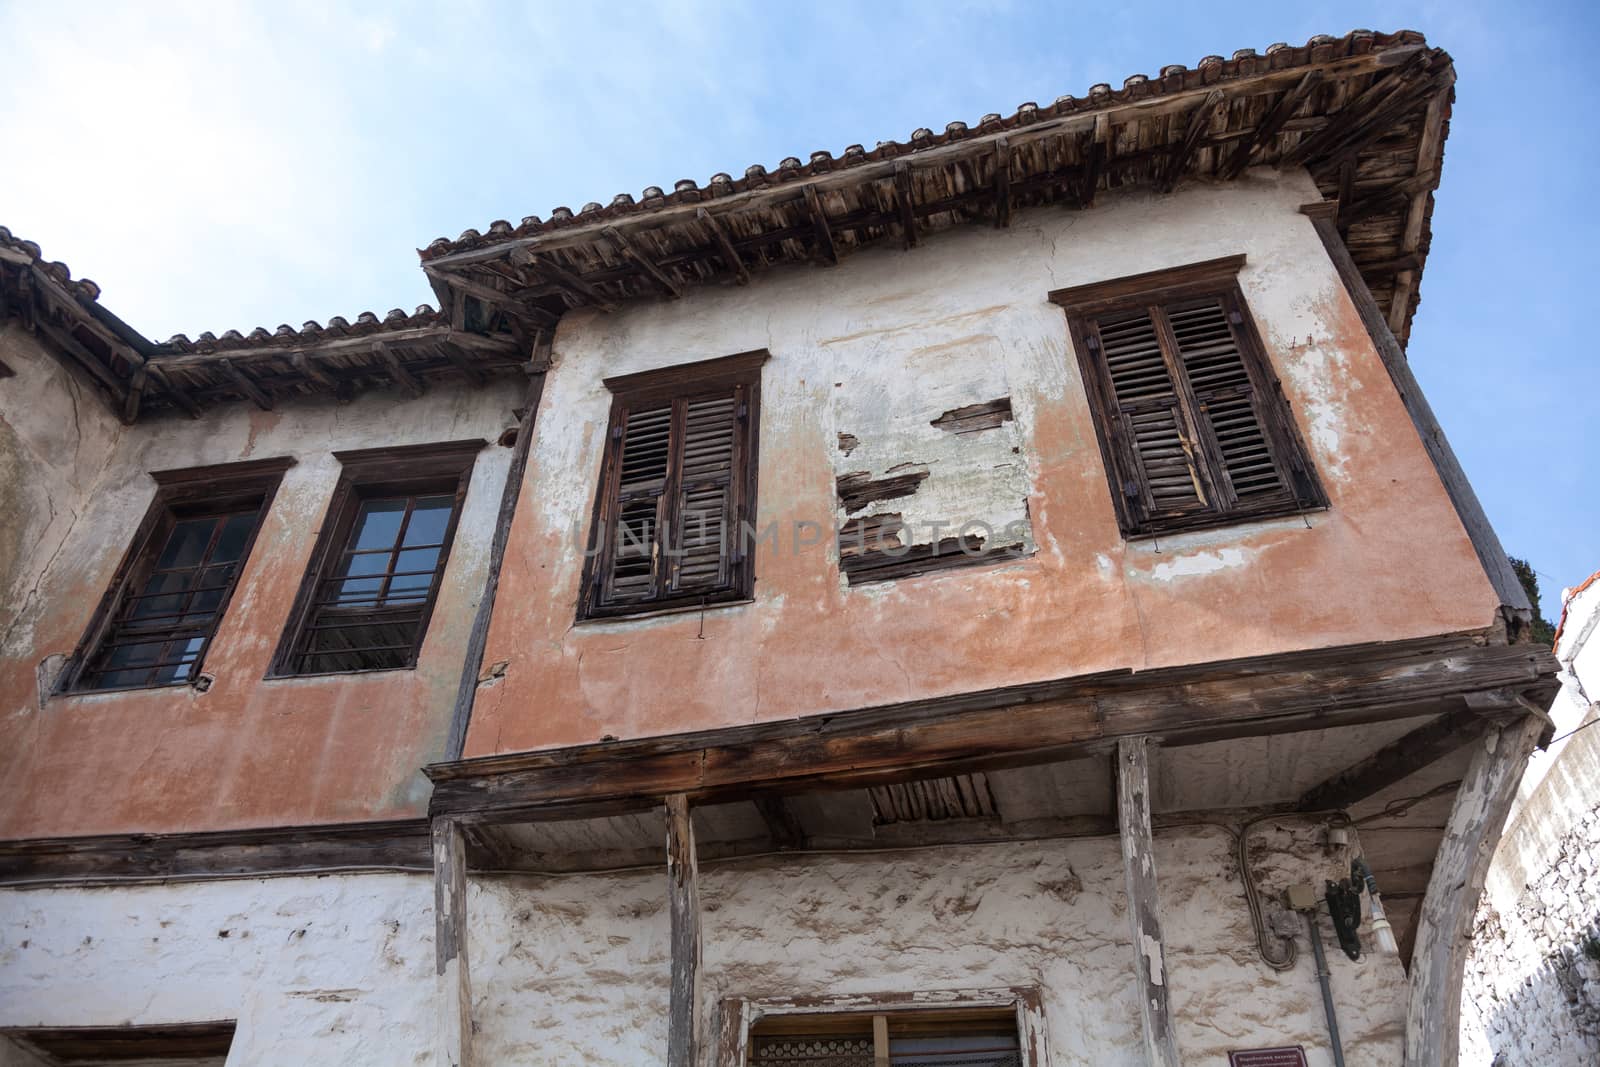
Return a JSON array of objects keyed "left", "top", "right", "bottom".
[
  {"left": 603, "top": 226, "right": 682, "bottom": 298},
  {"left": 1404, "top": 715, "right": 1543, "bottom": 1067},
  {"left": 802, "top": 185, "right": 838, "bottom": 265},
  {"left": 1117, "top": 736, "right": 1181, "bottom": 1067},
  {"left": 991, "top": 137, "right": 1012, "bottom": 228},
  {"left": 893, "top": 162, "right": 919, "bottom": 249},
  {"left": 872, "top": 1014, "right": 890, "bottom": 1067},
  {"left": 1302, "top": 204, "right": 1531, "bottom": 623},
  {"left": 433, "top": 817, "right": 474, "bottom": 1067},
  {"left": 696, "top": 208, "right": 750, "bottom": 285},
  {"left": 666, "top": 794, "right": 700, "bottom": 1067},
  {"left": 217, "top": 358, "right": 273, "bottom": 411}
]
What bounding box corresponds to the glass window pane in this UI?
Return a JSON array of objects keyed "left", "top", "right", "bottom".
[
  {"left": 331, "top": 577, "right": 383, "bottom": 606},
  {"left": 153, "top": 636, "right": 206, "bottom": 685},
  {"left": 350, "top": 499, "right": 408, "bottom": 551},
  {"left": 210, "top": 512, "right": 258, "bottom": 563},
  {"left": 154, "top": 518, "right": 218, "bottom": 570},
  {"left": 402, "top": 496, "right": 455, "bottom": 547},
  {"left": 338, "top": 552, "right": 389, "bottom": 578},
  {"left": 131, "top": 570, "right": 195, "bottom": 619}
]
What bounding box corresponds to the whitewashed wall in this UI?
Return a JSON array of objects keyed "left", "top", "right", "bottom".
[
  {"left": 0, "top": 825, "right": 1408, "bottom": 1065},
  {"left": 1461, "top": 574, "right": 1600, "bottom": 1065}
]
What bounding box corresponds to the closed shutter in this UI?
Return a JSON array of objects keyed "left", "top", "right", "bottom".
[
  {"left": 591, "top": 366, "right": 756, "bottom": 615},
  {"left": 1068, "top": 277, "right": 1324, "bottom": 536}
]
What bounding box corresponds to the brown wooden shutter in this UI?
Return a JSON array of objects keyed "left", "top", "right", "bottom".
[
  {"left": 1091, "top": 309, "right": 1210, "bottom": 524},
  {"left": 667, "top": 389, "right": 742, "bottom": 595},
  {"left": 1163, "top": 296, "right": 1290, "bottom": 506},
  {"left": 606, "top": 401, "right": 674, "bottom": 603}
]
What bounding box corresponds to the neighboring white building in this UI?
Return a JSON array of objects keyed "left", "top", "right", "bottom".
[{"left": 1461, "top": 572, "right": 1600, "bottom": 1065}]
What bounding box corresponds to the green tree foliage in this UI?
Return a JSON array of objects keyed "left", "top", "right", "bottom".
[{"left": 1510, "top": 557, "right": 1559, "bottom": 647}]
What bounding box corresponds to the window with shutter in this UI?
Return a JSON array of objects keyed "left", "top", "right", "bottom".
[
  {"left": 60, "top": 458, "right": 292, "bottom": 694},
  {"left": 1050, "top": 255, "right": 1325, "bottom": 537},
  {"left": 270, "top": 440, "right": 483, "bottom": 676},
  {"left": 582, "top": 350, "right": 766, "bottom": 619}
]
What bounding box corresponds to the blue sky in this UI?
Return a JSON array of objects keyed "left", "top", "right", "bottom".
[{"left": 1, "top": 1, "right": 1594, "bottom": 611}]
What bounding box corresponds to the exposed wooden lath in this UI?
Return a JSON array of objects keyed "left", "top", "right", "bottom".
[{"left": 421, "top": 30, "right": 1451, "bottom": 350}]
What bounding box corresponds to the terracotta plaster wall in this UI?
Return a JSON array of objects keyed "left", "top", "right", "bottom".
[
  {"left": 466, "top": 169, "right": 1500, "bottom": 757},
  {"left": 0, "top": 375, "right": 523, "bottom": 838}
]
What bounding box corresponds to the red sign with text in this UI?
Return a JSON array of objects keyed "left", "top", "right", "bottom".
[{"left": 1228, "top": 1049, "right": 1308, "bottom": 1067}]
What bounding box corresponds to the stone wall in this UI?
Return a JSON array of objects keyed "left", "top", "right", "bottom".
[
  {"left": 0, "top": 823, "right": 1408, "bottom": 1066},
  {"left": 1460, "top": 573, "right": 1600, "bottom": 1065}
]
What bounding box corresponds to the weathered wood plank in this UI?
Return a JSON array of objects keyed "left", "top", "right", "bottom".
[
  {"left": 1303, "top": 205, "right": 1532, "bottom": 624},
  {"left": 893, "top": 163, "right": 919, "bottom": 249},
  {"left": 752, "top": 796, "right": 807, "bottom": 850},
  {"left": 1404, "top": 715, "right": 1543, "bottom": 1067},
  {"left": 666, "top": 794, "right": 700, "bottom": 1067},
  {"left": 432, "top": 817, "right": 474, "bottom": 1067},
  {"left": 603, "top": 226, "right": 682, "bottom": 298},
  {"left": 427, "top": 637, "right": 1555, "bottom": 819},
  {"left": 1217, "top": 70, "right": 1324, "bottom": 179},
  {"left": 1117, "top": 737, "right": 1181, "bottom": 1067},
  {"left": 1296, "top": 709, "right": 1484, "bottom": 811},
  {"left": 802, "top": 185, "right": 838, "bottom": 265},
  {"left": 696, "top": 208, "right": 750, "bottom": 284},
  {"left": 1162, "top": 90, "right": 1223, "bottom": 192},
  {"left": 375, "top": 342, "right": 424, "bottom": 398},
  {"left": 218, "top": 357, "right": 273, "bottom": 410}
]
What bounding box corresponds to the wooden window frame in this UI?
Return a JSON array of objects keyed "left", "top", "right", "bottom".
[
  {"left": 268, "top": 439, "right": 484, "bottom": 678},
  {"left": 1050, "top": 254, "right": 1326, "bottom": 538},
  {"left": 579, "top": 350, "right": 767, "bottom": 620},
  {"left": 56, "top": 458, "right": 293, "bottom": 695},
  {"left": 719, "top": 987, "right": 1050, "bottom": 1067}
]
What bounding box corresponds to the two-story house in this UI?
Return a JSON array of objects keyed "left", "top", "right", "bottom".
[{"left": 0, "top": 29, "right": 1558, "bottom": 1067}]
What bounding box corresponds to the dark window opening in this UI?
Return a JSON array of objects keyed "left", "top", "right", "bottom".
[
  {"left": 1051, "top": 256, "right": 1325, "bottom": 537},
  {"left": 581, "top": 350, "right": 766, "bottom": 619},
  {"left": 271, "top": 440, "right": 483, "bottom": 676},
  {"left": 61, "top": 459, "right": 291, "bottom": 694},
  {"left": 2, "top": 1021, "right": 235, "bottom": 1065}
]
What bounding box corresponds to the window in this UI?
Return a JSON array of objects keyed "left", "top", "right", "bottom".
[
  {"left": 580, "top": 350, "right": 765, "bottom": 619},
  {"left": 1051, "top": 255, "right": 1324, "bottom": 537},
  {"left": 271, "top": 440, "right": 482, "bottom": 675},
  {"left": 60, "top": 459, "right": 290, "bottom": 693},
  {"left": 749, "top": 1007, "right": 1023, "bottom": 1067},
  {"left": 3, "top": 1021, "right": 234, "bottom": 1065}
]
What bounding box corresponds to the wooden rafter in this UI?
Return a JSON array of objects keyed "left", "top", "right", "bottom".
[
  {"left": 512, "top": 249, "right": 619, "bottom": 312},
  {"left": 893, "top": 162, "right": 919, "bottom": 249},
  {"left": 992, "top": 137, "right": 1012, "bottom": 228},
  {"left": 1162, "top": 89, "right": 1224, "bottom": 192},
  {"left": 375, "top": 342, "right": 423, "bottom": 398},
  {"left": 696, "top": 208, "right": 750, "bottom": 285},
  {"left": 120, "top": 366, "right": 148, "bottom": 424},
  {"left": 291, "top": 352, "right": 335, "bottom": 389},
  {"left": 603, "top": 226, "right": 682, "bottom": 298},
  {"left": 217, "top": 357, "right": 273, "bottom": 410},
  {"left": 1296, "top": 708, "right": 1483, "bottom": 811},
  {"left": 1217, "top": 71, "right": 1324, "bottom": 180},
  {"left": 143, "top": 364, "right": 201, "bottom": 419},
  {"left": 1279, "top": 52, "right": 1431, "bottom": 169},
  {"left": 802, "top": 184, "right": 839, "bottom": 265},
  {"left": 752, "top": 796, "right": 806, "bottom": 850}
]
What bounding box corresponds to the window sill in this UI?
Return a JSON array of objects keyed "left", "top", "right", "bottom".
[
  {"left": 263, "top": 664, "right": 419, "bottom": 681},
  {"left": 1123, "top": 504, "right": 1330, "bottom": 543},
  {"left": 575, "top": 597, "right": 755, "bottom": 627},
  {"left": 55, "top": 679, "right": 198, "bottom": 699}
]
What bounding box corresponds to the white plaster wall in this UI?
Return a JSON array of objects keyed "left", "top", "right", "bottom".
[
  {"left": 1461, "top": 574, "right": 1600, "bottom": 1066},
  {"left": 1, "top": 826, "right": 1408, "bottom": 1066}
]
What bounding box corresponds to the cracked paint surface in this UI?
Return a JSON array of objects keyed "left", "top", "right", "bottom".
[{"left": 466, "top": 171, "right": 1499, "bottom": 758}]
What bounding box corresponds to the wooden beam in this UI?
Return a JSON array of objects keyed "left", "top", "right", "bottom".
[
  {"left": 291, "top": 352, "right": 335, "bottom": 390},
  {"left": 375, "top": 342, "right": 424, "bottom": 398},
  {"left": 696, "top": 208, "right": 750, "bottom": 285},
  {"left": 1162, "top": 90, "right": 1224, "bottom": 192},
  {"left": 801, "top": 185, "right": 838, "bottom": 265},
  {"left": 753, "top": 796, "right": 806, "bottom": 851},
  {"left": 1117, "top": 737, "right": 1181, "bottom": 1067},
  {"left": 666, "top": 794, "right": 700, "bottom": 1067},
  {"left": 1296, "top": 709, "right": 1483, "bottom": 811},
  {"left": 893, "top": 162, "right": 919, "bottom": 249},
  {"left": 433, "top": 817, "right": 474, "bottom": 1067},
  {"left": 1303, "top": 206, "right": 1532, "bottom": 624},
  {"left": 119, "top": 366, "right": 147, "bottom": 425},
  {"left": 1404, "top": 715, "right": 1544, "bottom": 1067},
  {"left": 1082, "top": 114, "right": 1110, "bottom": 207},
  {"left": 427, "top": 637, "right": 1556, "bottom": 820},
  {"left": 29, "top": 313, "right": 127, "bottom": 408},
  {"left": 217, "top": 358, "right": 273, "bottom": 410},
  {"left": 441, "top": 344, "right": 486, "bottom": 386},
  {"left": 444, "top": 355, "right": 549, "bottom": 760},
  {"left": 512, "top": 249, "right": 619, "bottom": 312},
  {"left": 603, "top": 226, "right": 682, "bottom": 298},
  {"left": 1217, "top": 70, "right": 1324, "bottom": 180},
  {"left": 1279, "top": 53, "right": 1430, "bottom": 169},
  {"left": 1389, "top": 87, "right": 1451, "bottom": 336},
  {"left": 144, "top": 364, "right": 202, "bottom": 419},
  {"left": 991, "top": 137, "right": 1012, "bottom": 228}
]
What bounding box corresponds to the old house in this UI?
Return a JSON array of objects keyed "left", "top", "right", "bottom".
[{"left": 0, "top": 29, "right": 1560, "bottom": 1067}]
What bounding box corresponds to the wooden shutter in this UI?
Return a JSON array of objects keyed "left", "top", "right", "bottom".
[
  {"left": 1059, "top": 262, "right": 1324, "bottom": 536},
  {"left": 587, "top": 352, "right": 763, "bottom": 617}
]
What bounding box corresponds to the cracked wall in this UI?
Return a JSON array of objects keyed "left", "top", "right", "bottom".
[
  {"left": 466, "top": 170, "right": 1500, "bottom": 757},
  {"left": 0, "top": 365, "right": 523, "bottom": 838},
  {"left": 0, "top": 826, "right": 1405, "bottom": 1065}
]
